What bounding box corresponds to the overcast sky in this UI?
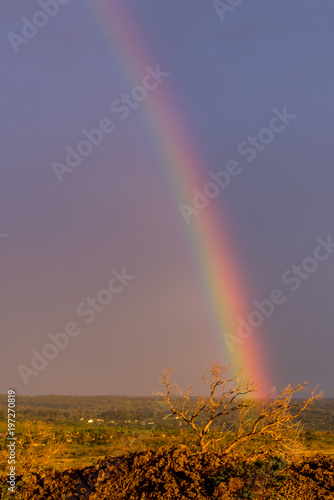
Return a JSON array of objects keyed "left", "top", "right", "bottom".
[{"left": 1, "top": 0, "right": 334, "bottom": 397}]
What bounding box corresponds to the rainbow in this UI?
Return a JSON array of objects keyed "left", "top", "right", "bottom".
[{"left": 85, "top": 0, "right": 272, "bottom": 395}]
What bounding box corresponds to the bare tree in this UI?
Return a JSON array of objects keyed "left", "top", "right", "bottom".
[
  {"left": 156, "top": 361, "right": 323, "bottom": 454},
  {"left": 225, "top": 382, "right": 322, "bottom": 455}
]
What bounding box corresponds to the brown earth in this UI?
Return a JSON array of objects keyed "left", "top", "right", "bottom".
[{"left": 10, "top": 446, "right": 334, "bottom": 499}]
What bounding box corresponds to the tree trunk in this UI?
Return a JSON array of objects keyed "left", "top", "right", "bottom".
[{"left": 199, "top": 435, "right": 208, "bottom": 453}]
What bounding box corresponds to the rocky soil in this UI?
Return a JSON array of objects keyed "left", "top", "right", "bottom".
[{"left": 9, "top": 447, "right": 334, "bottom": 499}]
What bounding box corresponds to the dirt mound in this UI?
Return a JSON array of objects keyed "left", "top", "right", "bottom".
[{"left": 12, "top": 447, "right": 334, "bottom": 499}]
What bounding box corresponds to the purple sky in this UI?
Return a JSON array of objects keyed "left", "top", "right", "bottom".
[{"left": 1, "top": 0, "right": 334, "bottom": 396}]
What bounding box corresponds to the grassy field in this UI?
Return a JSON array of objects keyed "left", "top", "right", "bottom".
[
  {"left": 1, "top": 395, "right": 334, "bottom": 472},
  {"left": 1, "top": 396, "right": 334, "bottom": 499}
]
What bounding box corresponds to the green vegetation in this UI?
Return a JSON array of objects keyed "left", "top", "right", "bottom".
[
  {"left": 1, "top": 394, "right": 333, "bottom": 430},
  {"left": 0, "top": 394, "right": 334, "bottom": 474},
  {"left": 1, "top": 394, "right": 334, "bottom": 429},
  {"left": 0, "top": 393, "right": 334, "bottom": 499},
  {"left": 205, "top": 456, "right": 289, "bottom": 497}
]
